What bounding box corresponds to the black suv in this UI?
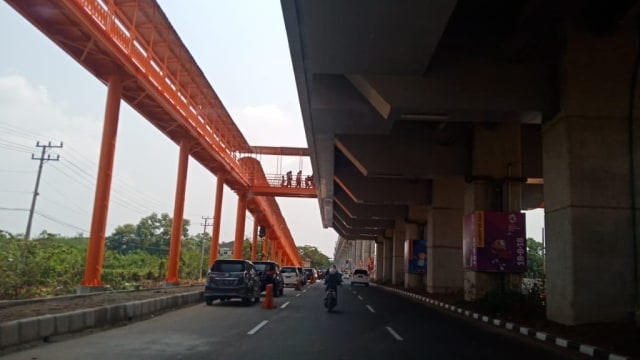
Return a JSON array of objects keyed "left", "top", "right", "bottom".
[
  {"left": 204, "top": 259, "right": 261, "bottom": 306},
  {"left": 253, "top": 261, "right": 284, "bottom": 297}
]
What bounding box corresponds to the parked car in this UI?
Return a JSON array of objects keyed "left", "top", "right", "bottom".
[
  {"left": 204, "top": 259, "right": 261, "bottom": 306},
  {"left": 253, "top": 261, "right": 284, "bottom": 297},
  {"left": 303, "top": 268, "right": 317, "bottom": 282},
  {"left": 351, "top": 268, "right": 370, "bottom": 287},
  {"left": 281, "top": 266, "right": 303, "bottom": 288}
]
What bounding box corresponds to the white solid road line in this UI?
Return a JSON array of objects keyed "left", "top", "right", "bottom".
[
  {"left": 366, "top": 305, "right": 375, "bottom": 313},
  {"left": 247, "top": 320, "right": 269, "bottom": 335},
  {"left": 386, "top": 326, "right": 403, "bottom": 341},
  {"left": 280, "top": 301, "right": 290, "bottom": 309}
]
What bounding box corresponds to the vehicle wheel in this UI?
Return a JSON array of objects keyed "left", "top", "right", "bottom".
[
  {"left": 243, "top": 296, "right": 251, "bottom": 306},
  {"left": 255, "top": 295, "right": 261, "bottom": 303},
  {"left": 279, "top": 287, "right": 284, "bottom": 297},
  {"left": 205, "top": 297, "right": 213, "bottom": 306},
  {"left": 365, "top": 283, "right": 369, "bottom": 287}
]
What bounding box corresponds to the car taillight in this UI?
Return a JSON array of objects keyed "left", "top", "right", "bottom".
[{"left": 266, "top": 271, "right": 275, "bottom": 276}]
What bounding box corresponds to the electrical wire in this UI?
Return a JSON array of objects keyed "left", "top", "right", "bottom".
[{"left": 33, "top": 209, "right": 89, "bottom": 233}]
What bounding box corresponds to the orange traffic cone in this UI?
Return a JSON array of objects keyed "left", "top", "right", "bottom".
[{"left": 261, "top": 284, "right": 276, "bottom": 309}]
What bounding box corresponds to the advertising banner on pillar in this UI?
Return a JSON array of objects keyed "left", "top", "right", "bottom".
[
  {"left": 463, "top": 211, "right": 527, "bottom": 273},
  {"left": 407, "top": 239, "right": 427, "bottom": 274}
]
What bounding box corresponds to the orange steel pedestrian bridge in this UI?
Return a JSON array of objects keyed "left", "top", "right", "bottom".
[{"left": 5, "top": 0, "right": 316, "bottom": 288}]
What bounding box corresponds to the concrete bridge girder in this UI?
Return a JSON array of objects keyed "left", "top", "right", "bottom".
[
  {"left": 333, "top": 186, "right": 406, "bottom": 220},
  {"left": 334, "top": 122, "right": 469, "bottom": 178},
  {"left": 310, "top": 75, "right": 398, "bottom": 227},
  {"left": 334, "top": 150, "right": 431, "bottom": 205},
  {"left": 333, "top": 206, "right": 394, "bottom": 230},
  {"left": 346, "top": 60, "right": 556, "bottom": 122},
  {"left": 332, "top": 219, "right": 381, "bottom": 241}
]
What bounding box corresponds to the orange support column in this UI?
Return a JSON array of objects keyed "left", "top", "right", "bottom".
[
  {"left": 209, "top": 175, "right": 225, "bottom": 266},
  {"left": 262, "top": 233, "right": 269, "bottom": 260},
  {"left": 270, "top": 239, "right": 277, "bottom": 261},
  {"left": 81, "top": 76, "right": 122, "bottom": 290},
  {"left": 166, "top": 139, "right": 190, "bottom": 285},
  {"left": 251, "top": 220, "right": 258, "bottom": 262},
  {"left": 233, "top": 192, "right": 247, "bottom": 259}
]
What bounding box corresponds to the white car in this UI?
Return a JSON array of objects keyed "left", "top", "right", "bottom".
[
  {"left": 280, "top": 266, "right": 302, "bottom": 287},
  {"left": 350, "top": 268, "right": 370, "bottom": 287}
]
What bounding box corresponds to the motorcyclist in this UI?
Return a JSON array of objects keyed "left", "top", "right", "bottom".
[{"left": 324, "top": 265, "right": 342, "bottom": 304}]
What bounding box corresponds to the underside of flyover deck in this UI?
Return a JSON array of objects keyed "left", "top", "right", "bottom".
[{"left": 282, "top": 0, "right": 640, "bottom": 326}]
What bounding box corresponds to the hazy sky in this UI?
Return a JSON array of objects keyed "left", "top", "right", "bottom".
[{"left": 0, "top": 1, "right": 545, "bottom": 259}]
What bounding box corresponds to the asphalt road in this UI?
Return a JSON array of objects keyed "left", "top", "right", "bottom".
[{"left": 3, "top": 281, "right": 587, "bottom": 360}]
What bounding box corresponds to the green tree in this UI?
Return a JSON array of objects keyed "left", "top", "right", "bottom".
[
  {"left": 242, "top": 237, "right": 252, "bottom": 260},
  {"left": 182, "top": 232, "right": 211, "bottom": 279},
  {"left": 134, "top": 213, "right": 190, "bottom": 255},
  {"left": 106, "top": 223, "right": 138, "bottom": 254},
  {"left": 297, "top": 245, "right": 331, "bottom": 269},
  {"left": 184, "top": 232, "right": 210, "bottom": 252},
  {"left": 525, "top": 237, "right": 544, "bottom": 278}
]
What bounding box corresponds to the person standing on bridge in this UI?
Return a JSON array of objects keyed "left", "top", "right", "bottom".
[
  {"left": 295, "top": 170, "right": 302, "bottom": 187},
  {"left": 286, "top": 171, "right": 292, "bottom": 187}
]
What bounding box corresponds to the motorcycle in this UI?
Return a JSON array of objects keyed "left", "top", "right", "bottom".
[{"left": 324, "top": 288, "right": 337, "bottom": 312}]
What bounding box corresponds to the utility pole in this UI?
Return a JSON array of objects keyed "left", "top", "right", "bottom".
[
  {"left": 199, "top": 216, "right": 212, "bottom": 280},
  {"left": 25, "top": 141, "right": 63, "bottom": 240}
]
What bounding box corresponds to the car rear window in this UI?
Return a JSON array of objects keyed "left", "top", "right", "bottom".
[
  {"left": 211, "top": 262, "right": 245, "bottom": 272},
  {"left": 255, "top": 263, "right": 274, "bottom": 272},
  {"left": 354, "top": 269, "right": 368, "bottom": 275},
  {"left": 281, "top": 267, "right": 296, "bottom": 273}
]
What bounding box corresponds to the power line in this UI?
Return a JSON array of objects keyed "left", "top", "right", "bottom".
[
  {"left": 0, "top": 206, "right": 30, "bottom": 212},
  {"left": 33, "top": 209, "right": 89, "bottom": 233},
  {"left": 25, "top": 141, "right": 63, "bottom": 240},
  {"left": 2, "top": 123, "right": 171, "bottom": 213},
  {"left": 0, "top": 169, "right": 36, "bottom": 173},
  {"left": 199, "top": 216, "right": 212, "bottom": 280}
]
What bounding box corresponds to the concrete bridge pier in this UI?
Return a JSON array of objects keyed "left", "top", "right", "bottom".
[
  {"left": 375, "top": 239, "right": 384, "bottom": 281},
  {"left": 427, "top": 177, "right": 465, "bottom": 294},
  {"left": 463, "top": 122, "right": 523, "bottom": 301},
  {"left": 544, "top": 21, "right": 640, "bottom": 326},
  {"left": 403, "top": 220, "right": 422, "bottom": 289}
]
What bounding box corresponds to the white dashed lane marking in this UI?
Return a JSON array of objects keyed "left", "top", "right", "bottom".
[
  {"left": 280, "top": 301, "right": 290, "bottom": 309},
  {"left": 358, "top": 296, "right": 363, "bottom": 300},
  {"left": 386, "top": 326, "right": 403, "bottom": 341},
  {"left": 366, "top": 305, "right": 375, "bottom": 313},
  {"left": 247, "top": 320, "right": 269, "bottom": 335}
]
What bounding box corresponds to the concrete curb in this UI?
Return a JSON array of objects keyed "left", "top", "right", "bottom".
[
  {"left": 374, "top": 284, "right": 637, "bottom": 360},
  {"left": 0, "top": 291, "right": 203, "bottom": 351}
]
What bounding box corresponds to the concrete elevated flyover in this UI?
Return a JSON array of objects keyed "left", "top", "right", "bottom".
[{"left": 281, "top": 0, "right": 640, "bottom": 326}]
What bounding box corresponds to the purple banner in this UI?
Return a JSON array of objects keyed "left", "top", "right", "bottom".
[
  {"left": 463, "top": 211, "right": 527, "bottom": 273},
  {"left": 407, "top": 239, "right": 427, "bottom": 274}
]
